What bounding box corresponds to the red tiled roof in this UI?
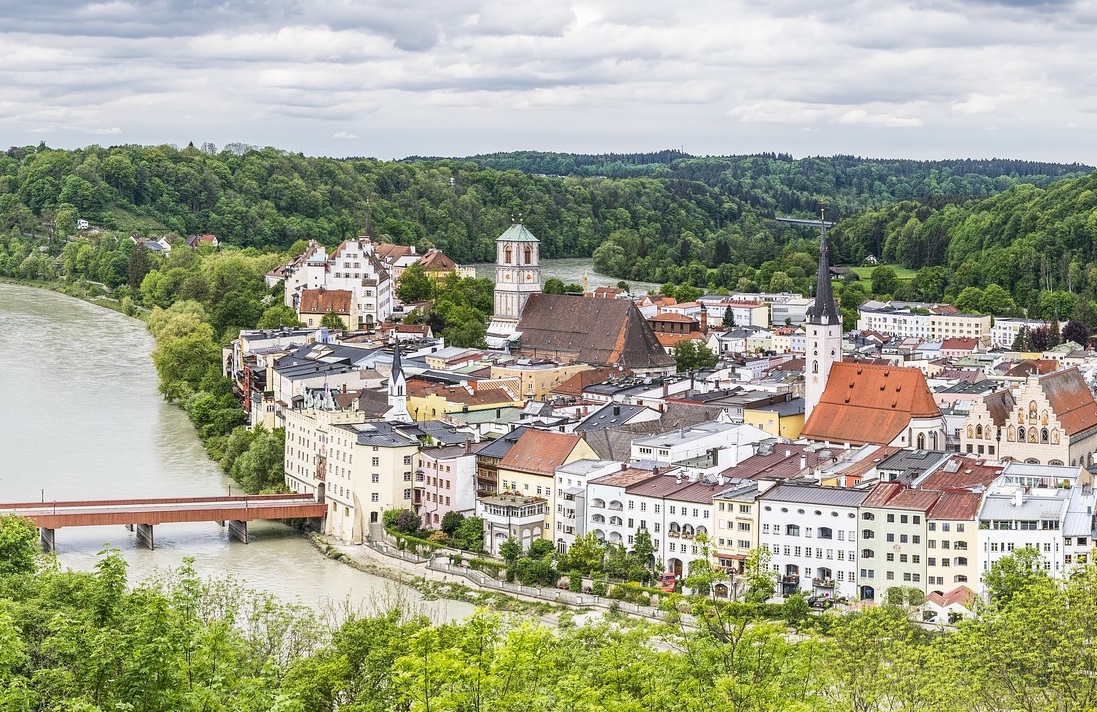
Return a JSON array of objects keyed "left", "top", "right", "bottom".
[
  {"left": 649, "top": 313, "right": 696, "bottom": 323},
  {"left": 499, "top": 430, "right": 585, "bottom": 476},
  {"left": 926, "top": 585, "right": 977, "bottom": 608},
  {"left": 418, "top": 248, "right": 458, "bottom": 272},
  {"left": 920, "top": 456, "right": 1003, "bottom": 491},
  {"left": 298, "top": 288, "right": 352, "bottom": 315},
  {"left": 718, "top": 444, "right": 827, "bottom": 481},
  {"left": 941, "top": 337, "right": 978, "bottom": 350},
  {"left": 801, "top": 363, "right": 942, "bottom": 446},
  {"left": 1004, "top": 360, "right": 1058, "bottom": 377},
  {"left": 1038, "top": 367, "right": 1097, "bottom": 436},
  {"left": 927, "top": 491, "right": 985, "bottom": 521}
]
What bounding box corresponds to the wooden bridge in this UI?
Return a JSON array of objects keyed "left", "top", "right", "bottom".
[{"left": 0, "top": 494, "right": 327, "bottom": 552}]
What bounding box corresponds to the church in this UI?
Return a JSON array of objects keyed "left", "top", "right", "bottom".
[
  {"left": 800, "top": 218, "right": 947, "bottom": 448},
  {"left": 485, "top": 221, "right": 673, "bottom": 374}
]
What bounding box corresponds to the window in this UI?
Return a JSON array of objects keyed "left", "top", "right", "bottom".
[
  {"left": 372, "top": 474, "right": 380, "bottom": 483},
  {"left": 654, "top": 504, "right": 661, "bottom": 514},
  {"left": 819, "top": 527, "right": 833, "bottom": 539},
  {"left": 899, "top": 534, "right": 908, "bottom": 544},
  {"left": 628, "top": 501, "right": 634, "bottom": 510},
  {"left": 737, "top": 522, "right": 751, "bottom": 531},
  {"left": 887, "top": 513, "right": 895, "bottom": 523},
  {"left": 371, "top": 493, "right": 379, "bottom": 502},
  {"left": 861, "top": 549, "right": 874, "bottom": 559},
  {"left": 929, "top": 522, "right": 936, "bottom": 531},
  {"left": 955, "top": 557, "right": 968, "bottom": 566},
  {"left": 862, "top": 512, "right": 875, "bottom": 521},
  {"left": 899, "top": 554, "right": 908, "bottom": 563},
  {"left": 669, "top": 506, "right": 676, "bottom": 515},
  {"left": 787, "top": 524, "right": 801, "bottom": 536},
  {"left": 886, "top": 533, "right": 895, "bottom": 542},
  {"left": 640, "top": 502, "right": 647, "bottom": 512},
  {"left": 372, "top": 457, "right": 380, "bottom": 467},
  {"left": 887, "top": 572, "right": 896, "bottom": 580},
  {"left": 900, "top": 515, "right": 908, "bottom": 524},
  {"left": 862, "top": 529, "right": 874, "bottom": 539},
  {"left": 913, "top": 516, "right": 921, "bottom": 525},
  {"left": 928, "top": 557, "right": 936, "bottom": 566},
  {"left": 886, "top": 553, "right": 895, "bottom": 562},
  {"left": 403, "top": 489, "right": 411, "bottom": 500}
]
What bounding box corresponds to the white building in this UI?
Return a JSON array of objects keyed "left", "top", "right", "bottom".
[
  {"left": 554, "top": 459, "right": 623, "bottom": 553},
  {"left": 276, "top": 237, "right": 394, "bottom": 327},
  {"left": 486, "top": 223, "right": 543, "bottom": 348},
  {"left": 992, "top": 318, "right": 1057, "bottom": 350},
  {"left": 630, "top": 422, "right": 771, "bottom": 466},
  {"left": 757, "top": 483, "right": 866, "bottom": 599}
]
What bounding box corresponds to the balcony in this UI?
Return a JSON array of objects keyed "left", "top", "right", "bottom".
[
  {"left": 668, "top": 530, "right": 680, "bottom": 538},
  {"left": 780, "top": 575, "right": 800, "bottom": 584},
  {"left": 812, "top": 578, "right": 836, "bottom": 588}
]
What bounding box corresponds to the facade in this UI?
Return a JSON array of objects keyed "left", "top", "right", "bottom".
[
  {"left": 858, "top": 482, "right": 939, "bottom": 600},
  {"left": 486, "top": 223, "right": 543, "bottom": 348},
  {"left": 712, "top": 482, "right": 760, "bottom": 579},
  {"left": 278, "top": 238, "right": 394, "bottom": 327},
  {"left": 478, "top": 495, "right": 547, "bottom": 555},
  {"left": 992, "top": 318, "right": 1054, "bottom": 349},
  {"left": 757, "top": 483, "right": 867, "bottom": 599},
  {"left": 416, "top": 443, "right": 480, "bottom": 529},
  {"left": 994, "top": 369, "right": 1097, "bottom": 466},
  {"left": 490, "top": 360, "right": 591, "bottom": 402},
  {"left": 553, "top": 459, "right": 623, "bottom": 553},
  {"left": 926, "top": 492, "right": 983, "bottom": 593}
]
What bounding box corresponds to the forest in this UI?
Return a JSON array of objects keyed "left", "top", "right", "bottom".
[
  {"left": 1, "top": 512, "right": 1095, "bottom": 712},
  {"left": 1, "top": 142, "right": 1091, "bottom": 295}
]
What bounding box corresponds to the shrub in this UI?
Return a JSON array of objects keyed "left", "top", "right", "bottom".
[
  {"left": 592, "top": 581, "right": 607, "bottom": 596},
  {"left": 568, "top": 570, "right": 583, "bottom": 592}
]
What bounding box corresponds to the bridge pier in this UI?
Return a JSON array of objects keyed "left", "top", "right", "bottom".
[
  {"left": 135, "top": 523, "right": 155, "bottom": 550},
  {"left": 227, "top": 519, "right": 248, "bottom": 544},
  {"left": 39, "top": 527, "right": 55, "bottom": 553}
]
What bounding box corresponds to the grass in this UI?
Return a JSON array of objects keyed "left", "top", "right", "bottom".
[{"left": 846, "top": 265, "right": 917, "bottom": 281}]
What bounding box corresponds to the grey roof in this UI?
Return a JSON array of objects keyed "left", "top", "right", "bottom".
[
  {"left": 806, "top": 224, "right": 841, "bottom": 325},
  {"left": 414, "top": 421, "right": 474, "bottom": 445},
  {"left": 575, "top": 403, "right": 649, "bottom": 432},
  {"left": 757, "top": 483, "right": 868, "bottom": 507},
  {"left": 754, "top": 398, "right": 805, "bottom": 417},
  {"left": 336, "top": 421, "right": 418, "bottom": 448},
  {"left": 446, "top": 406, "right": 524, "bottom": 425},
  {"left": 979, "top": 490, "right": 1069, "bottom": 521},
  {"left": 476, "top": 425, "right": 532, "bottom": 459},
  {"left": 876, "top": 450, "right": 951, "bottom": 483},
  {"left": 632, "top": 421, "right": 738, "bottom": 448},
  {"left": 556, "top": 459, "right": 621, "bottom": 476},
  {"left": 1062, "top": 510, "right": 1095, "bottom": 536}
]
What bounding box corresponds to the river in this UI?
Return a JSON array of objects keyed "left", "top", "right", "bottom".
[
  {"left": 0, "top": 283, "right": 474, "bottom": 620},
  {"left": 470, "top": 257, "right": 660, "bottom": 294}
]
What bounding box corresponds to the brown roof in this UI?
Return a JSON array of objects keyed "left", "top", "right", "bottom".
[
  {"left": 1039, "top": 367, "right": 1097, "bottom": 436},
  {"left": 941, "top": 337, "right": 978, "bottom": 350},
  {"left": 983, "top": 389, "right": 1017, "bottom": 426},
  {"left": 418, "top": 248, "right": 458, "bottom": 272},
  {"left": 719, "top": 444, "right": 827, "bottom": 481},
  {"left": 920, "top": 456, "right": 1003, "bottom": 491},
  {"left": 589, "top": 467, "right": 664, "bottom": 487},
  {"left": 516, "top": 294, "right": 674, "bottom": 370},
  {"left": 375, "top": 243, "right": 415, "bottom": 262},
  {"left": 828, "top": 445, "right": 903, "bottom": 480},
  {"left": 1004, "top": 359, "right": 1059, "bottom": 377},
  {"left": 927, "top": 491, "right": 985, "bottom": 521},
  {"left": 407, "top": 379, "right": 515, "bottom": 407},
  {"left": 498, "top": 430, "right": 585, "bottom": 476},
  {"left": 551, "top": 366, "right": 626, "bottom": 397},
  {"left": 862, "top": 482, "right": 940, "bottom": 511},
  {"left": 299, "top": 288, "right": 352, "bottom": 315},
  {"left": 649, "top": 313, "right": 696, "bottom": 323},
  {"left": 624, "top": 474, "right": 724, "bottom": 503},
  {"left": 801, "top": 363, "right": 942, "bottom": 446}
]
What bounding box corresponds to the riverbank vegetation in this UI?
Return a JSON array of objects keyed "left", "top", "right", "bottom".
[{"left": 2, "top": 514, "right": 1097, "bottom": 712}]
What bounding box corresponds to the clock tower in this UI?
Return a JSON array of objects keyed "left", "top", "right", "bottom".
[
  {"left": 486, "top": 219, "right": 542, "bottom": 348},
  {"left": 804, "top": 209, "right": 842, "bottom": 422}
]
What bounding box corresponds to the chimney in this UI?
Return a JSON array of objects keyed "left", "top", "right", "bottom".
[
  {"left": 465, "top": 439, "right": 472, "bottom": 454},
  {"left": 699, "top": 306, "right": 708, "bottom": 334},
  {"left": 613, "top": 405, "right": 621, "bottom": 417},
  {"left": 1012, "top": 489, "right": 1023, "bottom": 507},
  {"left": 785, "top": 449, "right": 791, "bottom": 458},
  {"left": 800, "top": 454, "right": 807, "bottom": 471}
]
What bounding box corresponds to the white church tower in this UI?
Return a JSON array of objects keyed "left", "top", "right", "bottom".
[
  {"left": 486, "top": 219, "right": 542, "bottom": 348},
  {"left": 804, "top": 209, "right": 842, "bottom": 422},
  {"left": 385, "top": 341, "right": 412, "bottom": 423}
]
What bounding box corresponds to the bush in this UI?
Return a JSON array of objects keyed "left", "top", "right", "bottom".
[
  {"left": 568, "top": 570, "right": 583, "bottom": 593},
  {"left": 468, "top": 558, "right": 507, "bottom": 577},
  {"left": 592, "top": 581, "right": 607, "bottom": 596}
]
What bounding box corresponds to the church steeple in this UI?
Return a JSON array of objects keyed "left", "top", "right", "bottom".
[
  {"left": 807, "top": 206, "right": 840, "bottom": 326},
  {"left": 804, "top": 205, "right": 843, "bottom": 423},
  {"left": 386, "top": 340, "right": 411, "bottom": 423}
]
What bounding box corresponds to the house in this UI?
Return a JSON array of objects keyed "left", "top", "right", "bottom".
[
  {"left": 298, "top": 288, "right": 353, "bottom": 329},
  {"left": 416, "top": 248, "right": 460, "bottom": 282},
  {"left": 554, "top": 459, "right": 632, "bottom": 553},
  {"left": 858, "top": 482, "right": 942, "bottom": 600},
  {"left": 923, "top": 585, "right": 978, "bottom": 624},
  {"left": 478, "top": 494, "right": 548, "bottom": 555},
  {"left": 185, "top": 233, "right": 219, "bottom": 248},
  {"left": 985, "top": 368, "right": 1097, "bottom": 466},
  {"left": 800, "top": 362, "right": 947, "bottom": 449},
  {"left": 514, "top": 294, "right": 674, "bottom": 374},
  {"left": 416, "top": 442, "right": 484, "bottom": 529},
  {"left": 757, "top": 483, "right": 867, "bottom": 599},
  {"left": 495, "top": 429, "right": 599, "bottom": 538}
]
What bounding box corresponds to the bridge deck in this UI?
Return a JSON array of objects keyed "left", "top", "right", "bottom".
[{"left": 0, "top": 494, "right": 327, "bottom": 529}]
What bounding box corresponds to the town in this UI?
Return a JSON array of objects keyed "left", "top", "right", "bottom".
[{"left": 226, "top": 215, "right": 1097, "bottom": 621}]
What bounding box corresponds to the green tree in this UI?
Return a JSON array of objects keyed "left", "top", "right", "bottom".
[
  {"left": 742, "top": 546, "right": 777, "bottom": 603},
  {"left": 320, "top": 311, "right": 345, "bottom": 330},
  {"left": 543, "top": 277, "right": 566, "bottom": 294},
  {"left": 500, "top": 536, "right": 522, "bottom": 566},
  {"left": 871, "top": 265, "right": 898, "bottom": 295},
  {"left": 396, "top": 262, "right": 433, "bottom": 303},
  {"left": 0, "top": 515, "right": 40, "bottom": 576},
  {"left": 983, "top": 546, "right": 1047, "bottom": 607},
  {"left": 257, "top": 305, "right": 302, "bottom": 328},
  {"left": 440, "top": 511, "right": 464, "bottom": 536},
  {"left": 672, "top": 340, "right": 718, "bottom": 373},
  {"left": 562, "top": 532, "right": 605, "bottom": 575},
  {"left": 450, "top": 516, "right": 484, "bottom": 552}
]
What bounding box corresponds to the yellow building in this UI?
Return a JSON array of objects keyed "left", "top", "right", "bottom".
[
  {"left": 490, "top": 360, "right": 592, "bottom": 402},
  {"left": 743, "top": 398, "right": 805, "bottom": 439},
  {"left": 712, "top": 482, "right": 762, "bottom": 591},
  {"left": 495, "top": 429, "right": 599, "bottom": 540},
  {"left": 406, "top": 379, "right": 522, "bottom": 422}
]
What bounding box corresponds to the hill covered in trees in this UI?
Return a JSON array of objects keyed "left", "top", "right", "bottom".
[
  {"left": 1, "top": 143, "right": 1089, "bottom": 294},
  {"left": 832, "top": 169, "right": 1097, "bottom": 320}
]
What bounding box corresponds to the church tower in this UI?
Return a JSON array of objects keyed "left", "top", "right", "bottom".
[
  {"left": 385, "top": 340, "right": 412, "bottom": 423},
  {"left": 804, "top": 209, "right": 842, "bottom": 422},
  {"left": 486, "top": 218, "right": 542, "bottom": 348}
]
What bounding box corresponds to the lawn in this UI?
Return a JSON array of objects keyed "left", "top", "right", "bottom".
[{"left": 847, "top": 265, "right": 917, "bottom": 281}]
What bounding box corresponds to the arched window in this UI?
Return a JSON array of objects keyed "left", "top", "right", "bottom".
[
  {"left": 1041, "top": 428, "right": 1049, "bottom": 444},
  {"left": 524, "top": 245, "right": 532, "bottom": 264},
  {"left": 812, "top": 361, "right": 818, "bottom": 374},
  {"left": 818, "top": 527, "right": 833, "bottom": 540},
  {"left": 861, "top": 529, "right": 874, "bottom": 539},
  {"left": 786, "top": 524, "right": 800, "bottom": 536},
  {"left": 862, "top": 512, "right": 875, "bottom": 521},
  {"left": 954, "top": 574, "right": 968, "bottom": 583},
  {"left": 1018, "top": 426, "right": 1025, "bottom": 442},
  {"left": 861, "top": 549, "right": 874, "bottom": 559},
  {"left": 917, "top": 432, "right": 926, "bottom": 449},
  {"left": 504, "top": 245, "right": 513, "bottom": 263},
  {"left": 975, "top": 424, "right": 983, "bottom": 438}
]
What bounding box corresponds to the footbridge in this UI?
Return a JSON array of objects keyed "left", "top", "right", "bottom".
[{"left": 0, "top": 494, "right": 327, "bottom": 552}]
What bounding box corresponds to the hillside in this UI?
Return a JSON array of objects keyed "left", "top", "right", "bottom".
[
  {"left": 0, "top": 143, "right": 1089, "bottom": 293},
  {"left": 833, "top": 170, "right": 1097, "bottom": 319}
]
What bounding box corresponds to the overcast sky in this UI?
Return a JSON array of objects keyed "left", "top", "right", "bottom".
[{"left": 2, "top": 0, "right": 1096, "bottom": 163}]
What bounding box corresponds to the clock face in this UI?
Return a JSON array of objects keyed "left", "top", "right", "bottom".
[{"left": 812, "top": 376, "right": 819, "bottom": 384}]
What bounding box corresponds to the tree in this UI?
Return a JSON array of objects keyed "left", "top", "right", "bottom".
[
  {"left": 672, "top": 340, "right": 718, "bottom": 373},
  {"left": 440, "top": 511, "right": 464, "bottom": 536},
  {"left": 979, "top": 283, "right": 1016, "bottom": 316},
  {"left": 450, "top": 516, "right": 484, "bottom": 552},
  {"left": 562, "top": 532, "right": 605, "bottom": 575},
  {"left": 543, "top": 277, "right": 566, "bottom": 294},
  {"left": 396, "top": 262, "right": 433, "bottom": 303},
  {"left": 955, "top": 286, "right": 984, "bottom": 313},
  {"left": 0, "top": 515, "right": 40, "bottom": 576},
  {"left": 871, "top": 265, "right": 899, "bottom": 296},
  {"left": 257, "top": 305, "right": 302, "bottom": 328},
  {"left": 768, "top": 270, "right": 795, "bottom": 293},
  {"left": 320, "top": 311, "right": 345, "bottom": 330},
  {"left": 1063, "top": 319, "right": 1089, "bottom": 346},
  {"left": 500, "top": 536, "right": 522, "bottom": 566},
  {"left": 721, "top": 308, "right": 736, "bottom": 327},
  {"left": 742, "top": 547, "right": 777, "bottom": 603},
  {"left": 983, "top": 546, "right": 1047, "bottom": 607},
  {"left": 631, "top": 528, "right": 656, "bottom": 570}
]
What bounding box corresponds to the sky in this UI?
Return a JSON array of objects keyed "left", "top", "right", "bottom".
[{"left": 2, "top": 0, "right": 1096, "bottom": 163}]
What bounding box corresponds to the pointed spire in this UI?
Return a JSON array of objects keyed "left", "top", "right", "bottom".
[
  {"left": 807, "top": 204, "right": 841, "bottom": 326},
  {"left": 391, "top": 339, "right": 403, "bottom": 382},
  {"left": 363, "top": 199, "right": 373, "bottom": 238}
]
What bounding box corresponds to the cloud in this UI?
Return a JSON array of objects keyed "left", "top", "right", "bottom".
[
  {"left": 86, "top": 126, "right": 121, "bottom": 134},
  {"left": 0, "top": 0, "right": 1093, "bottom": 162}
]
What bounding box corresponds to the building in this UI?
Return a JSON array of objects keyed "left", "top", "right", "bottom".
[
  {"left": 801, "top": 362, "right": 947, "bottom": 449},
  {"left": 553, "top": 459, "right": 624, "bottom": 553},
  {"left": 490, "top": 359, "right": 592, "bottom": 402},
  {"left": 992, "top": 318, "right": 1054, "bottom": 349},
  {"left": 298, "top": 288, "right": 353, "bottom": 329},
  {"left": 416, "top": 442, "right": 481, "bottom": 529},
  {"left": 926, "top": 491, "right": 983, "bottom": 593},
  {"left": 757, "top": 483, "right": 867, "bottom": 599},
  {"left": 994, "top": 368, "right": 1097, "bottom": 466},
  {"left": 743, "top": 398, "right": 806, "bottom": 439},
  {"left": 478, "top": 494, "right": 548, "bottom": 555},
  {"left": 858, "top": 482, "right": 940, "bottom": 600},
  {"left": 486, "top": 222, "right": 543, "bottom": 347},
  {"left": 273, "top": 237, "right": 394, "bottom": 327},
  {"left": 712, "top": 481, "right": 760, "bottom": 580},
  {"left": 804, "top": 219, "right": 842, "bottom": 422},
  {"left": 514, "top": 294, "right": 674, "bottom": 373}
]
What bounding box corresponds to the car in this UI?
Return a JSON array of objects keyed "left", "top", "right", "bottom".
[{"left": 806, "top": 595, "right": 833, "bottom": 609}]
